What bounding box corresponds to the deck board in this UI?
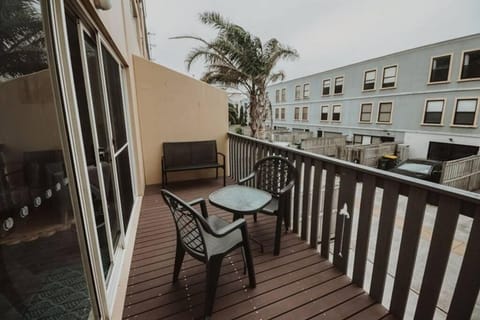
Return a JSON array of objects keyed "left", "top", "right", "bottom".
[{"left": 123, "top": 179, "right": 394, "bottom": 320}]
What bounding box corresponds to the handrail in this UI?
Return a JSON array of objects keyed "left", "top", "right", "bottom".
[
  {"left": 228, "top": 132, "right": 480, "bottom": 217},
  {"left": 227, "top": 131, "right": 480, "bottom": 320}
]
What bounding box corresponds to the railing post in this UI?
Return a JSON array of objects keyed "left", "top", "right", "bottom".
[
  {"left": 320, "top": 163, "right": 336, "bottom": 259},
  {"left": 301, "top": 157, "right": 312, "bottom": 240},
  {"left": 309, "top": 159, "right": 323, "bottom": 249},
  {"left": 333, "top": 167, "right": 357, "bottom": 273}
]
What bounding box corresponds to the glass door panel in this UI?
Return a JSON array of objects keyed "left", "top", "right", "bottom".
[
  {"left": 0, "top": 1, "right": 92, "bottom": 318},
  {"left": 83, "top": 35, "right": 121, "bottom": 253},
  {"left": 100, "top": 45, "right": 134, "bottom": 228}
]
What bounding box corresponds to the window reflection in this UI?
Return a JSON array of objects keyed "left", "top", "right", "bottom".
[{"left": 0, "top": 1, "right": 91, "bottom": 318}]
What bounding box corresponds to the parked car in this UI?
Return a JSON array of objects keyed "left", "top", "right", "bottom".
[{"left": 389, "top": 159, "right": 443, "bottom": 183}]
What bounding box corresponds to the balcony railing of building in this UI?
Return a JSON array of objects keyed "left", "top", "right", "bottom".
[{"left": 228, "top": 132, "right": 480, "bottom": 320}]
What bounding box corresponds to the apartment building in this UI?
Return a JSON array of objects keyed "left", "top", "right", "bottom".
[{"left": 268, "top": 33, "right": 480, "bottom": 160}]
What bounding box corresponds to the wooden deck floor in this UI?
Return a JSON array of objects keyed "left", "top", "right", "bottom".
[{"left": 122, "top": 179, "right": 394, "bottom": 320}]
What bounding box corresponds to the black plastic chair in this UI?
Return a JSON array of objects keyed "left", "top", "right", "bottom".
[
  {"left": 161, "top": 189, "right": 256, "bottom": 318},
  {"left": 239, "top": 155, "right": 296, "bottom": 255}
]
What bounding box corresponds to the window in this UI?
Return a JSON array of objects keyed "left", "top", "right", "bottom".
[
  {"left": 275, "top": 108, "right": 280, "bottom": 120},
  {"left": 453, "top": 98, "right": 478, "bottom": 126},
  {"left": 460, "top": 50, "right": 480, "bottom": 80},
  {"left": 377, "top": 102, "right": 393, "bottom": 123},
  {"left": 334, "top": 76, "right": 344, "bottom": 94},
  {"left": 275, "top": 89, "right": 280, "bottom": 103},
  {"left": 332, "top": 105, "right": 341, "bottom": 121},
  {"left": 423, "top": 99, "right": 445, "bottom": 124},
  {"left": 281, "top": 88, "right": 286, "bottom": 102},
  {"left": 353, "top": 135, "right": 363, "bottom": 145},
  {"left": 295, "top": 85, "right": 301, "bottom": 100},
  {"left": 360, "top": 103, "right": 373, "bottom": 122},
  {"left": 303, "top": 83, "right": 310, "bottom": 99},
  {"left": 294, "top": 107, "right": 300, "bottom": 120},
  {"left": 429, "top": 55, "right": 451, "bottom": 83},
  {"left": 280, "top": 107, "right": 286, "bottom": 120},
  {"left": 322, "top": 79, "right": 331, "bottom": 95},
  {"left": 302, "top": 106, "right": 309, "bottom": 120},
  {"left": 382, "top": 65, "right": 397, "bottom": 88},
  {"left": 321, "top": 105, "right": 329, "bottom": 121},
  {"left": 363, "top": 69, "right": 376, "bottom": 90}
]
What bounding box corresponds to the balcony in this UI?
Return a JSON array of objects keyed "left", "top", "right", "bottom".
[{"left": 122, "top": 132, "right": 480, "bottom": 319}]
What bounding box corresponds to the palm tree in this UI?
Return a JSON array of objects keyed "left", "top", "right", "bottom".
[
  {"left": 228, "top": 103, "right": 239, "bottom": 124},
  {"left": 172, "top": 12, "right": 298, "bottom": 138},
  {"left": 0, "top": 0, "right": 47, "bottom": 79}
]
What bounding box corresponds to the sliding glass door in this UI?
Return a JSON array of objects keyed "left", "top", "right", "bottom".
[{"left": 62, "top": 10, "right": 135, "bottom": 311}]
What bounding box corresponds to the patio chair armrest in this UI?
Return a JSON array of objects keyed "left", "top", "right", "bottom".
[
  {"left": 279, "top": 179, "right": 295, "bottom": 195},
  {"left": 239, "top": 173, "right": 255, "bottom": 185},
  {"left": 212, "top": 218, "right": 246, "bottom": 237},
  {"left": 188, "top": 198, "right": 208, "bottom": 218}
]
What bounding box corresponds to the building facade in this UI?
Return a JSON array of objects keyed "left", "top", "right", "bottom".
[{"left": 267, "top": 34, "right": 480, "bottom": 160}]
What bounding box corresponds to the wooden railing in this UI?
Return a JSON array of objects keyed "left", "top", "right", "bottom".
[{"left": 228, "top": 132, "right": 480, "bottom": 320}]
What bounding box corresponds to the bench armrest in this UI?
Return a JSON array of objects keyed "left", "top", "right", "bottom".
[{"left": 217, "top": 152, "right": 225, "bottom": 165}]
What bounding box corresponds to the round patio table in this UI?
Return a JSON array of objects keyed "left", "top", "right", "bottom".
[
  {"left": 208, "top": 185, "right": 272, "bottom": 218},
  {"left": 209, "top": 185, "right": 272, "bottom": 252}
]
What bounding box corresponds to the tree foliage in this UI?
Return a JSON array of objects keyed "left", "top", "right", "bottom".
[
  {"left": 0, "top": 0, "right": 47, "bottom": 79},
  {"left": 172, "top": 11, "right": 298, "bottom": 137}
]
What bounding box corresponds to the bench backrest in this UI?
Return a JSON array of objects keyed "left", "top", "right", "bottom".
[{"left": 163, "top": 140, "right": 218, "bottom": 168}]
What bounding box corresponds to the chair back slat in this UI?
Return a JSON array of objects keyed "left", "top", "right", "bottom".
[
  {"left": 162, "top": 190, "right": 207, "bottom": 258},
  {"left": 254, "top": 156, "right": 295, "bottom": 198}
]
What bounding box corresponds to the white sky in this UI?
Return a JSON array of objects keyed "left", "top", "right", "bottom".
[{"left": 144, "top": 0, "right": 480, "bottom": 81}]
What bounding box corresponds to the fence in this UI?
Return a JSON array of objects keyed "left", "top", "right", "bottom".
[
  {"left": 228, "top": 132, "right": 480, "bottom": 320},
  {"left": 441, "top": 155, "right": 480, "bottom": 191},
  {"left": 300, "top": 136, "right": 346, "bottom": 157},
  {"left": 339, "top": 142, "right": 398, "bottom": 167}
]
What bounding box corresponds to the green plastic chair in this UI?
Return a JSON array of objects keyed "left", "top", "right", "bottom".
[{"left": 161, "top": 189, "right": 256, "bottom": 318}]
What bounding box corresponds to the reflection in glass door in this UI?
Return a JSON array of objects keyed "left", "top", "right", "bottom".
[{"left": 0, "top": 1, "right": 93, "bottom": 318}]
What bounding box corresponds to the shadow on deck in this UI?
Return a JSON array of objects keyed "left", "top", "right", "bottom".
[{"left": 122, "top": 179, "right": 395, "bottom": 320}]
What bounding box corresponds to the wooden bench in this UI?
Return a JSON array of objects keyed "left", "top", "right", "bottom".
[{"left": 162, "top": 140, "right": 226, "bottom": 187}]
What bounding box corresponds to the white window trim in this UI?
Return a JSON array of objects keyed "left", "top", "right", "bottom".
[
  {"left": 427, "top": 53, "right": 453, "bottom": 85},
  {"left": 458, "top": 48, "right": 480, "bottom": 82},
  {"left": 334, "top": 75, "right": 344, "bottom": 95},
  {"left": 376, "top": 101, "right": 394, "bottom": 124},
  {"left": 294, "top": 106, "right": 301, "bottom": 121},
  {"left": 358, "top": 102, "right": 374, "bottom": 123},
  {"left": 275, "top": 89, "right": 280, "bottom": 103},
  {"left": 294, "top": 85, "right": 302, "bottom": 100},
  {"left": 450, "top": 97, "right": 479, "bottom": 128},
  {"left": 320, "top": 105, "right": 329, "bottom": 122},
  {"left": 303, "top": 83, "right": 310, "bottom": 99},
  {"left": 381, "top": 64, "right": 398, "bottom": 90},
  {"left": 322, "top": 78, "right": 331, "bottom": 96},
  {"left": 280, "top": 107, "right": 286, "bottom": 120},
  {"left": 332, "top": 104, "right": 342, "bottom": 122},
  {"left": 421, "top": 98, "right": 446, "bottom": 126},
  {"left": 281, "top": 88, "right": 286, "bottom": 102},
  {"left": 362, "top": 69, "right": 377, "bottom": 92},
  {"left": 302, "top": 106, "right": 309, "bottom": 121}
]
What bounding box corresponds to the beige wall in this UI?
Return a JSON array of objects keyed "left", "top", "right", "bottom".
[
  {"left": 132, "top": 56, "right": 228, "bottom": 185},
  {"left": 0, "top": 70, "right": 61, "bottom": 152}
]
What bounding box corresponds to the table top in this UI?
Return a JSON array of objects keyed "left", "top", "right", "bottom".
[{"left": 208, "top": 185, "right": 272, "bottom": 215}]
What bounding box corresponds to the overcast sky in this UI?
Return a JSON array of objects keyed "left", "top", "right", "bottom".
[{"left": 144, "top": 0, "right": 479, "bottom": 81}]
